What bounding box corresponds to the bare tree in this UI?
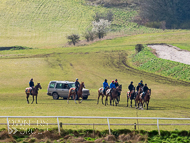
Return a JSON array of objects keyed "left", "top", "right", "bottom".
[{"left": 67, "top": 34, "right": 80, "bottom": 46}]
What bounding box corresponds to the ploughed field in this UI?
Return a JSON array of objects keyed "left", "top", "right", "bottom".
[{"left": 0, "top": 31, "right": 190, "bottom": 131}]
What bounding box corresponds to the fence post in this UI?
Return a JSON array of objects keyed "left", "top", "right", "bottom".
[
  {"left": 57, "top": 117, "right": 60, "bottom": 135},
  {"left": 134, "top": 123, "right": 136, "bottom": 130},
  {"left": 157, "top": 119, "right": 160, "bottom": 135},
  {"left": 7, "top": 117, "right": 9, "bottom": 134},
  {"left": 60, "top": 122, "right": 62, "bottom": 128},
  {"left": 107, "top": 118, "right": 111, "bottom": 134}
]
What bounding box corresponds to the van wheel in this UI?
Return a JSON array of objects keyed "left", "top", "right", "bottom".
[
  {"left": 83, "top": 96, "right": 88, "bottom": 100},
  {"left": 52, "top": 93, "right": 59, "bottom": 100}
]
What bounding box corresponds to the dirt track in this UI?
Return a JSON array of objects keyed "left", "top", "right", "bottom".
[{"left": 148, "top": 44, "right": 190, "bottom": 65}]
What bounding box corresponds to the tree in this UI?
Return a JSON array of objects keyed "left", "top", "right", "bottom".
[
  {"left": 92, "top": 19, "right": 111, "bottom": 39},
  {"left": 139, "top": 0, "right": 190, "bottom": 29},
  {"left": 67, "top": 34, "right": 80, "bottom": 45}
]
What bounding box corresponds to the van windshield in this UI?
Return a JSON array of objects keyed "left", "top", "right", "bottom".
[{"left": 68, "top": 83, "right": 75, "bottom": 88}]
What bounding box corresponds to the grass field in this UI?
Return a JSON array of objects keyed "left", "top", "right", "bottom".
[
  {"left": 0, "top": 30, "right": 190, "bottom": 131},
  {"left": 0, "top": 0, "right": 165, "bottom": 49}
]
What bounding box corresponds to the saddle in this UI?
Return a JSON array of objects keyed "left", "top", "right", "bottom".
[{"left": 25, "top": 87, "right": 32, "bottom": 93}]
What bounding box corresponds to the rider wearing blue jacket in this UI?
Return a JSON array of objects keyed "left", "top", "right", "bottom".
[
  {"left": 103, "top": 79, "right": 109, "bottom": 95},
  {"left": 110, "top": 80, "right": 116, "bottom": 98}
]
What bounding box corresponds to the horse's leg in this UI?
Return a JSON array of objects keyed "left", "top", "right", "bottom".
[
  {"left": 147, "top": 101, "right": 149, "bottom": 110},
  {"left": 105, "top": 96, "right": 107, "bottom": 106},
  {"left": 113, "top": 99, "right": 114, "bottom": 106},
  {"left": 31, "top": 95, "right": 34, "bottom": 104},
  {"left": 36, "top": 95, "right": 37, "bottom": 104},
  {"left": 26, "top": 94, "right": 29, "bottom": 104},
  {"left": 67, "top": 93, "right": 70, "bottom": 104},
  {"left": 127, "top": 96, "right": 128, "bottom": 107},
  {"left": 102, "top": 95, "right": 104, "bottom": 105},
  {"left": 130, "top": 99, "right": 132, "bottom": 107},
  {"left": 80, "top": 95, "right": 83, "bottom": 103},
  {"left": 97, "top": 93, "right": 100, "bottom": 104},
  {"left": 74, "top": 94, "right": 77, "bottom": 104},
  {"left": 110, "top": 97, "right": 112, "bottom": 106}
]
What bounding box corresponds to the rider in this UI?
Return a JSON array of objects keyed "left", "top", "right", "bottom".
[
  {"left": 29, "top": 78, "right": 34, "bottom": 95},
  {"left": 128, "top": 81, "right": 134, "bottom": 97},
  {"left": 110, "top": 80, "right": 116, "bottom": 99},
  {"left": 136, "top": 83, "right": 141, "bottom": 93},
  {"left": 142, "top": 84, "right": 149, "bottom": 99},
  {"left": 115, "top": 79, "right": 119, "bottom": 87},
  {"left": 103, "top": 79, "right": 109, "bottom": 95},
  {"left": 115, "top": 79, "right": 120, "bottom": 101},
  {"left": 140, "top": 80, "right": 144, "bottom": 88},
  {"left": 75, "top": 78, "right": 80, "bottom": 99}
]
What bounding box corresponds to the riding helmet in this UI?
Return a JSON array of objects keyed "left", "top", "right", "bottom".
[{"left": 115, "top": 79, "right": 117, "bottom": 81}]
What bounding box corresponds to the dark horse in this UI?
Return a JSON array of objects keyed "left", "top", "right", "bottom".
[
  {"left": 142, "top": 89, "right": 151, "bottom": 110},
  {"left": 105, "top": 85, "right": 122, "bottom": 106},
  {"left": 67, "top": 82, "right": 85, "bottom": 104},
  {"left": 97, "top": 87, "right": 109, "bottom": 105},
  {"left": 25, "top": 83, "right": 42, "bottom": 104},
  {"left": 127, "top": 87, "right": 137, "bottom": 107}
]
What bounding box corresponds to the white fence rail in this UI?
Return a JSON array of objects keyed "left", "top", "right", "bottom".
[{"left": 0, "top": 116, "right": 190, "bottom": 135}]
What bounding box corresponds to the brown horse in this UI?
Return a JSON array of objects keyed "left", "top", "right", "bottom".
[
  {"left": 135, "top": 87, "right": 143, "bottom": 109},
  {"left": 25, "top": 83, "right": 42, "bottom": 104},
  {"left": 67, "top": 82, "right": 85, "bottom": 104},
  {"left": 97, "top": 87, "right": 109, "bottom": 105},
  {"left": 105, "top": 85, "right": 122, "bottom": 106},
  {"left": 142, "top": 89, "right": 151, "bottom": 110},
  {"left": 127, "top": 88, "right": 137, "bottom": 107}
]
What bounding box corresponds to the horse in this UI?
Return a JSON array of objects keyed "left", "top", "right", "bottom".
[
  {"left": 97, "top": 87, "right": 109, "bottom": 105},
  {"left": 25, "top": 83, "right": 42, "bottom": 104},
  {"left": 127, "top": 87, "right": 137, "bottom": 107},
  {"left": 135, "top": 87, "right": 143, "bottom": 109},
  {"left": 67, "top": 82, "right": 85, "bottom": 104},
  {"left": 105, "top": 85, "right": 122, "bottom": 106},
  {"left": 142, "top": 89, "right": 151, "bottom": 110}
]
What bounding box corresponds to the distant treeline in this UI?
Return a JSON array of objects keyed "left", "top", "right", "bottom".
[
  {"left": 136, "top": 0, "right": 190, "bottom": 29},
  {"left": 87, "top": 0, "right": 190, "bottom": 29}
]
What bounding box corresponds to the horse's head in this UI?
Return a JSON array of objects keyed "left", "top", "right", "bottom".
[
  {"left": 37, "top": 83, "right": 42, "bottom": 89},
  {"left": 81, "top": 82, "right": 85, "bottom": 88},
  {"left": 116, "top": 85, "right": 122, "bottom": 92}
]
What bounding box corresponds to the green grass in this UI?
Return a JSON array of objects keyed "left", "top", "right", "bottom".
[
  {"left": 0, "top": 30, "right": 190, "bottom": 131},
  {"left": 131, "top": 46, "right": 190, "bottom": 81}
]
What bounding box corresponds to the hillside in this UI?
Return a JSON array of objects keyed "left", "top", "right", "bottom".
[{"left": 0, "top": 0, "right": 161, "bottom": 48}]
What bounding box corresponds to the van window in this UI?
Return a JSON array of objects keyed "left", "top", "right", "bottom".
[
  {"left": 49, "top": 82, "right": 56, "bottom": 88},
  {"left": 56, "top": 83, "right": 63, "bottom": 89}
]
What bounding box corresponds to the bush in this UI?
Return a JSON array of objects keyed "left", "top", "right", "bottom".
[
  {"left": 135, "top": 44, "right": 144, "bottom": 53},
  {"left": 83, "top": 30, "right": 96, "bottom": 42},
  {"left": 67, "top": 34, "right": 80, "bottom": 45}
]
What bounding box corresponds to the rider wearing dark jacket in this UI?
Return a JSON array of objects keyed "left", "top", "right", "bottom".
[
  {"left": 115, "top": 79, "right": 119, "bottom": 87},
  {"left": 136, "top": 83, "right": 141, "bottom": 92},
  {"left": 140, "top": 80, "right": 144, "bottom": 87},
  {"left": 75, "top": 78, "right": 80, "bottom": 99},
  {"left": 142, "top": 84, "right": 149, "bottom": 99},
  {"left": 29, "top": 78, "right": 34, "bottom": 88},
  {"left": 143, "top": 84, "right": 149, "bottom": 93},
  {"left": 128, "top": 81, "right": 134, "bottom": 92}
]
